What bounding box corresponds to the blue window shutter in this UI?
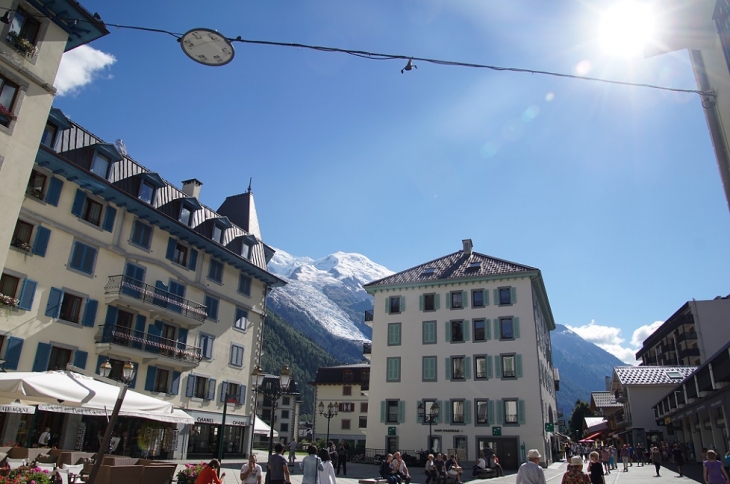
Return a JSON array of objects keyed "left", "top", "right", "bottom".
[
  {"left": 133, "top": 315, "right": 146, "bottom": 349},
  {"left": 71, "top": 189, "right": 86, "bottom": 217},
  {"left": 398, "top": 400, "right": 405, "bottom": 423},
  {"left": 487, "top": 355, "right": 493, "bottom": 379},
  {"left": 170, "top": 371, "right": 181, "bottom": 395},
  {"left": 463, "top": 321, "right": 470, "bottom": 341},
  {"left": 419, "top": 295, "right": 424, "bottom": 311},
  {"left": 45, "top": 288, "right": 63, "bottom": 318},
  {"left": 206, "top": 378, "right": 216, "bottom": 400},
  {"left": 95, "top": 356, "right": 106, "bottom": 376},
  {"left": 380, "top": 401, "right": 386, "bottom": 423},
  {"left": 102, "top": 206, "right": 116, "bottom": 232},
  {"left": 205, "top": 335, "right": 214, "bottom": 359},
  {"left": 145, "top": 366, "right": 157, "bottom": 391},
  {"left": 185, "top": 375, "right": 196, "bottom": 397},
  {"left": 400, "top": 296, "right": 405, "bottom": 312},
  {"left": 177, "top": 327, "right": 188, "bottom": 346},
  {"left": 239, "top": 385, "right": 246, "bottom": 405},
  {"left": 435, "top": 294, "right": 440, "bottom": 310},
  {"left": 205, "top": 296, "right": 219, "bottom": 320},
  {"left": 189, "top": 248, "right": 198, "bottom": 270},
  {"left": 32, "top": 227, "right": 51, "bottom": 256},
  {"left": 462, "top": 291, "right": 468, "bottom": 308},
  {"left": 465, "top": 357, "right": 471, "bottom": 379},
  {"left": 514, "top": 318, "right": 520, "bottom": 339},
  {"left": 445, "top": 358, "right": 452, "bottom": 380},
  {"left": 516, "top": 354, "right": 523, "bottom": 378},
  {"left": 32, "top": 342, "right": 52, "bottom": 372},
  {"left": 104, "top": 305, "right": 118, "bottom": 327},
  {"left": 129, "top": 362, "right": 139, "bottom": 389},
  {"left": 488, "top": 400, "right": 495, "bottom": 425},
  {"left": 464, "top": 400, "right": 472, "bottom": 425},
  {"left": 4, "top": 337, "right": 23, "bottom": 370},
  {"left": 220, "top": 381, "right": 228, "bottom": 402},
  {"left": 518, "top": 399, "right": 525, "bottom": 424},
  {"left": 17, "top": 279, "right": 37, "bottom": 311},
  {"left": 45, "top": 177, "right": 63, "bottom": 206},
  {"left": 445, "top": 321, "right": 451, "bottom": 342},
  {"left": 511, "top": 287, "right": 517, "bottom": 304},
  {"left": 484, "top": 289, "right": 489, "bottom": 306},
  {"left": 82, "top": 299, "right": 98, "bottom": 327},
  {"left": 165, "top": 237, "right": 176, "bottom": 261},
  {"left": 73, "top": 350, "right": 88, "bottom": 369}
]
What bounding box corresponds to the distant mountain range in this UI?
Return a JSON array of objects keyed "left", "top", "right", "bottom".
[{"left": 265, "top": 249, "right": 624, "bottom": 419}]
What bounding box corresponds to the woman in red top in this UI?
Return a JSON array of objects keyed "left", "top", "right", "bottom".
[{"left": 196, "top": 459, "right": 227, "bottom": 484}]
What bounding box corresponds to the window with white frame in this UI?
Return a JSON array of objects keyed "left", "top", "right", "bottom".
[
  {"left": 451, "top": 400, "right": 465, "bottom": 424},
  {"left": 450, "top": 291, "right": 463, "bottom": 309},
  {"left": 230, "top": 344, "right": 244, "bottom": 367},
  {"left": 504, "top": 399, "right": 518, "bottom": 423},
  {"left": 234, "top": 307, "right": 248, "bottom": 331}
]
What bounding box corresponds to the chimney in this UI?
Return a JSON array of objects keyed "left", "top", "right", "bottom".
[
  {"left": 462, "top": 239, "right": 473, "bottom": 255},
  {"left": 181, "top": 178, "right": 203, "bottom": 199}
]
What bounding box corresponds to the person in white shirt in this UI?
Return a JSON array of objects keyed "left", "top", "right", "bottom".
[
  {"left": 516, "top": 449, "right": 546, "bottom": 484},
  {"left": 241, "top": 454, "right": 263, "bottom": 484},
  {"left": 473, "top": 453, "right": 487, "bottom": 478},
  {"left": 38, "top": 428, "right": 51, "bottom": 447},
  {"left": 318, "top": 448, "right": 338, "bottom": 484}
]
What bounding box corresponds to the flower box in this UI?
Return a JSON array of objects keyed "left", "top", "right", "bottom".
[
  {"left": 0, "top": 293, "right": 19, "bottom": 308},
  {"left": 6, "top": 31, "right": 37, "bottom": 59}
]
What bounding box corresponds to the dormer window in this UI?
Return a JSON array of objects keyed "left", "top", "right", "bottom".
[
  {"left": 212, "top": 224, "right": 223, "bottom": 244},
  {"left": 90, "top": 152, "right": 110, "bottom": 178},
  {"left": 179, "top": 204, "right": 192, "bottom": 226},
  {"left": 41, "top": 123, "right": 57, "bottom": 148},
  {"left": 138, "top": 180, "right": 155, "bottom": 204},
  {"left": 42, "top": 109, "right": 71, "bottom": 149}
]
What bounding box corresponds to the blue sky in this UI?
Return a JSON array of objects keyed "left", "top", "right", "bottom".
[{"left": 52, "top": 0, "right": 730, "bottom": 363}]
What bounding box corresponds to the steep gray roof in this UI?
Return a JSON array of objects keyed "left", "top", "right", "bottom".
[
  {"left": 614, "top": 366, "right": 697, "bottom": 386},
  {"left": 364, "top": 250, "right": 538, "bottom": 288},
  {"left": 591, "top": 391, "right": 623, "bottom": 408}
]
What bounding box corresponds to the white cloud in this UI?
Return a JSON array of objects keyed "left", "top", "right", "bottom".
[
  {"left": 54, "top": 45, "right": 116, "bottom": 96},
  {"left": 566, "top": 319, "right": 665, "bottom": 365}
]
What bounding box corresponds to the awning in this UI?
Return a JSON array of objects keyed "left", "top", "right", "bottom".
[
  {"left": 254, "top": 416, "right": 278, "bottom": 437},
  {"left": 0, "top": 402, "right": 35, "bottom": 414},
  {"left": 37, "top": 404, "right": 194, "bottom": 424},
  {"left": 582, "top": 431, "right": 604, "bottom": 441}
]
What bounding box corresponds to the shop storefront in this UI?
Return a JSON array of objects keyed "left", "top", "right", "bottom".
[{"left": 187, "top": 411, "right": 250, "bottom": 458}]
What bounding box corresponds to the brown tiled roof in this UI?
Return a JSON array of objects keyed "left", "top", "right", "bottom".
[
  {"left": 591, "top": 391, "right": 623, "bottom": 408},
  {"left": 364, "top": 250, "right": 538, "bottom": 288},
  {"left": 614, "top": 366, "right": 697, "bottom": 386}
]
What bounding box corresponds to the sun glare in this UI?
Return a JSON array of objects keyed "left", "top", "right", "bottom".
[{"left": 598, "top": 1, "right": 655, "bottom": 57}]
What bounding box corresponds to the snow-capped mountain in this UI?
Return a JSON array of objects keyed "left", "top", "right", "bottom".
[{"left": 267, "top": 248, "right": 393, "bottom": 348}]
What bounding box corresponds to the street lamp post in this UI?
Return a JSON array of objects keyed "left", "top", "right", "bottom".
[
  {"left": 417, "top": 401, "right": 440, "bottom": 453},
  {"left": 318, "top": 401, "right": 338, "bottom": 445},
  {"left": 251, "top": 365, "right": 298, "bottom": 456}
]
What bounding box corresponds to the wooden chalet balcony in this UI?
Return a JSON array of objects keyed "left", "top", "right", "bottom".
[
  {"left": 104, "top": 275, "right": 207, "bottom": 326},
  {"left": 96, "top": 323, "right": 202, "bottom": 369}
]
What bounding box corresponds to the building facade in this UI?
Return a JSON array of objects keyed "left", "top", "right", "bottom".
[
  {"left": 0, "top": 0, "right": 107, "bottom": 272},
  {"left": 254, "top": 375, "right": 300, "bottom": 448},
  {"left": 311, "top": 364, "right": 369, "bottom": 451},
  {"left": 0, "top": 112, "right": 284, "bottom": 458},
  {"left": 363, "top": 240, "right": 559, "bottom": 469}
]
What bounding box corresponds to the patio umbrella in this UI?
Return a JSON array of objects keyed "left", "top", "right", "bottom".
[{"left": 0, "top": 371, "right": 102, "bottom": 405}]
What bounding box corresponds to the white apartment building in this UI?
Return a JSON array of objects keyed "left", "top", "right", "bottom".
[
  {"left": 363, "top": 240, "right": 559, "bottom": 470},
  {"left": 254, "top": 375, "right": 300, "bottom": 447},
  {"left": 0, "top": 111, "right": 284, "bottom": 458}
]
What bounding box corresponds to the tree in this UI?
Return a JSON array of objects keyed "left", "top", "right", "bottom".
[{"left": 569, "top": 399, "right": 593, "bottom": 441}]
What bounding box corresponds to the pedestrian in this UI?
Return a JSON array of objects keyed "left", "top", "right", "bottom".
[
  {"left": 38, "top": 427, "right": 51, "bottom": 447},
  {"left": 434, "top": 453, "right": 447, "bottom": 484},
  {"left": 328, "top": 441, "right": 338, "bottom": 469},
  {"left": 473, "top": 452, "right": 487, "bottom": 478},
  {"left": 600, "top": 447, "right": 610, "bottom": 475},
  {"left": 318, "top": 448, "right": 338, "bottom": 484},
  {"left": 289, "top": 439, "right": 298, "bottom": 463},
  {"left": 705, "top": 450, "right": 730, "bottom": 484},
  {"left": 394, "top": 452, "right": 412, "bottom": 484},
  {"left": 337, "top": 442, "right": 348, "bottom": 476},
  {"left": 196, "top": 459, "right": 226, "bottom": 484},
  {"left": 380, "top": 454, "right": 398, "bottom": 484},
  {"left": 301, "top": 445, "right": 324, "bottom": 484},
  {"left": 241, "top": 454, "right": 263, "bottom": 484},
  {"left": 587, "top": 452, "right": 605, "bottom": 484},
  {"left": 724, "top": 450, "right": 730, "bottom": 477},
  {"left": 651, "top": 446, "right": 662, "bottom": 477},
  {"left": 516, "top": 449, "right": 547, "bottom": 484},
  {"left": 425, "top": 454, "right": 437, "bottom": 484},
  {"left": 445, "top": 454, "right": 463, "bottom": 484},
  {"left": 269, "top": 442, "right": 292, "bottom": 484},
  {"left": 620, "top": 444, "right": 629, "bottom": 472},
  {"left": 672, "top": 443, "right": 685, "bottom": 477},
  {"left": 561, "top": 456, "right": 590, "bottom": 484}
]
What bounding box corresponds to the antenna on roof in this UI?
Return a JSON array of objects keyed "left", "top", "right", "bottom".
[{"left": 247, "top": 177, "right": 252, "bottom": 193}]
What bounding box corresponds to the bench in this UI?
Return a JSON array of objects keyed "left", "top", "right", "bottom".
[{"left": 474, "top": 468, "right": 497, "bottom": 479}]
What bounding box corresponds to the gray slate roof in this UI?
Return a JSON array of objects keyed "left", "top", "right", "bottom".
[
  {"left": 364, "top": 250, "right": 538, "bottom": 288},
  {"left": 591, "top": 391, "right": 623, "bottom": 408},
  {"left": 614, "top": 366, "right": 697, "bottom": 386}
]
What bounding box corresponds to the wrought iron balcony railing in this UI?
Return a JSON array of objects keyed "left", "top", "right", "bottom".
[
  {"left": 98, "top": 324, "right": 202, "bottom": 363},
  {"left": 105, "top": 275, "right": 207, "bottom": 322}
]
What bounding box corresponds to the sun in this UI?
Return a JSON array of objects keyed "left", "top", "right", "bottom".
[{"left": 598, "top": 1, "right": 655, "bottom": 57}]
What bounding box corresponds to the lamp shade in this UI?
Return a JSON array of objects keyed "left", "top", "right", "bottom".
[
  {"left": 99, "top": 359, "right": 112, "bottom": 378},
  {"left": 279, "top": 365, "right": 291, "bottom": 389},
  {"left": 122, "top": 361, "right": 135, "bottom": 381},
  {"left": 251, "top": 365, "right": 265, "bottom": 387}
]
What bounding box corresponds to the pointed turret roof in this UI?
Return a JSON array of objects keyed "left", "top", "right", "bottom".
[{"left": 217, "top": 182, "right": 262, "bottom": 240}]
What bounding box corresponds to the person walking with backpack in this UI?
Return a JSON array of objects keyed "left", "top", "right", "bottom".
[{"left": 336, "top": 442, "right": 348, "bottom": 476}]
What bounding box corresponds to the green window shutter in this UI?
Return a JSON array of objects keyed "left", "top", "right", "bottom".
[
  {"left": 518, "top": 400, "right": 525, "bottom": 424},
  {"left": 464, "top": 400, "right": 472, "bottom": 424},
  {"left": 464, "top": 357, "right": 471, "bottom": 379},
  {"left": 486, "top": 355, "right": 493, "bottom": 379},
  {"left": 380, "top": 401, "right": 386, "bottom": 423},
  {"left": 495, "top": 356, "right": 503, "bottom": 378},
  {"left": 419, "top": 295, "right": 424, "bottom": 311},
  {"left": 385, "top": 298, "right": 390, "bottom": 314},
  {"left": 496, "top": 401, "right": 504, "bottom": 424},
  {"left": 398, "top": 400, "right": 405, "bottom": 423},
  {"left": 488, "top": 400, "right": 495, "bottom": 425},
  {"left": 511, "top": 287, "right": 517, "bottom": 304},
  {"left": 493, "top": 319, "right": 500, "bottom": 339},
  {"left": 400, "top": 296, "right": 405, "bottom": 312},
  {"left": 444, "top": 401, "right": 451, "bottom": 425},
  {"left": 514, "top": 317, "right": 521, "bottom": 339},
  {"left": 463, "top": 321, "right": 470, "bottom": 341},
  {"left": 445, "top": 321, "right": 451, "bottom": 342},
  {"left": 462, "top": 291, "right": 468, "bottom": 308},
  {"left": 485, "top": 319, "right": 491, "bottom": 340},
  {"left": 417, "top": 402, "right": 423, "bottom": 423},
  {"left": 484, "top": 289, "right": 489, "bottom": 306},
  {"left": 435, "top": 294, "right": 440, "bottom": 310},
  {"left": 445, "top": 357, "right": 452, "bottom": 380},
  {"left": 516, "top": 354, "right": 523, "bottom": 378},
  {"left": 436, "top": 401, "right": 443, "bottom": 423},
  {"left": 493, "top": 289, "right": 499, "bottom": 305},
  {"left": 446, "top": 293, "right": 451, "bottom": 309}
]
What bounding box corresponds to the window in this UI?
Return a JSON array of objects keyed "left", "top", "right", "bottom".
[
  {"left": 130, "top": 220, "right": 152, "bottom": 249},
  {"left": 451, "top": 320, "right": 465, "bottom": 342},
  {"left": 473, "top": 319, "right": 486, "bottom": 342},
  {"left": 423, "top": 321, "right": 436, "bottom": 344},
  {"left": 423, "top": 356, "right": 437, "bottom": 381},
  {"left": 59, "top": 293, "right": 83, "bottom": 323},
  {"left": 386, "top": 357, "right": 401, "bottom": 382},
  {"left": 238, "top": 274, "right": 251, "bottom": 296},
  {"left": 230, "top": 344, "right": 244, "bottom": 367},
  {"left": 154, "top": 368, "right": 170, "bottom": 393},
  {"left": 194, "top": 376, "right": 210, "bottom": 399},
  {"left": 179, "top": 205, "right": 192, "bottom": 226},
  {"left": 224, "top": 382, "right": 242, "bottom": 404},
  {"left": 341, "top": 420, "right": 351, "bottom": 430},
  {"left": 343, "top": 369, "right": 353, "bottom": 382},
  {"left": 47, "top": 346, "right": 72, "bottom": 371},
  {"left": 281, "top": 410, "right": 290, "bottom": 419},
  {"left": 113, "top": 309, "right": 134, "bottom": 338},
  {"left": 452, "top": 357, "right": 465, "bottom": 380},
  {"left": 90, "top": 152, "right": 110, "bottom": 178},
  {"left": 204, "top": 295, "right": 219, "bottom": 320},
  {"left": 504, "top": 399, "right": 518, "bottom": 424},
  {"left": 8, "top": 8, "right": 40, "bottom": 46},
  {"left": 343, "top": 385, "right": 352, "bottom": 396},
  {"left": 498, "top": 287, "right": 512, "bottom": 305},
  {"left": 0, "top": 273, "right": 20, "bottom": 299},
  {"left": 26, "top": 170, "right": 47, "bottom": 199},
  {"left": 280, "top": 423, "right": 289, "bottom": 432},
  {"left": 475, "top": 356, "right": 488, "bottom": 379},
  {"left": 423, "top": 294, "right": 435, "bottom": 311},
  {"left": 138, "top": 180, "right": 155, "bottom": 204},
  {"left": 389, "top": 296, "right": 401, "bottom": 314},
  {"left": 82, "top": 198, "right": 103, "bottom": 226},
  {"left": 173, "top": 242, "right": 188, "bottom": 266},
  {"left": 450, "top": 291, "right": 463, "bottom": 309},
  {"left": 185, "top": 374, "right": 216, "bottom": 400},
  {"left": 387, "top": 323, "right": 401, "bottom": 346},
  {"left": 451, "top": 400, "right": 465, "bottom": 424},
  {"left": 234, "top": 308, "right": 248, "bottom": 331},
  {"left": 0, "top": 75, "right": 19, "bottom": 126},
  {"left": 41, "top": 122, "right": 57, "bottom": 148},
  {"left": 472, "top": 290, "right": 485, "bottom": 308},
  {"left": 476, "top": 399, "right": 489, "bottom": 425},
  {"left": 359, "top": 416, "right": 368, "bottom": 428},
  {"left": 500, "top": 318, "right": 514, "bottom": 339},
  {"left": 360, "top": 402, "right": 368, "bottom": 413},
  {"left": 502, "top": 355, "right": 516, "bottom": 378},
  {"left": 282, "top": 397, "right": 291, "bottom": 406},
  {"left": 11, "top": 220, "right": 33, "bottom": 250},
  {"left": 208, "top": 259, "right": 223, "bottom": 283},
  {"left": 199, "top": 333, "right": 214, "bottom": 359},
  {"left": 339, "top": 402, "right": 354, "bottom": 412},
  {"left": 212, "top": 224, "right": 223, "bottom": 244},
  {"left": 386, "top": 400, "right": 399, "bottom": 423}
]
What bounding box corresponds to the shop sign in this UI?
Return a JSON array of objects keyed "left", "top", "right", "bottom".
[{"left": 188, "top": 411, "right": 250, "bottom": 427}]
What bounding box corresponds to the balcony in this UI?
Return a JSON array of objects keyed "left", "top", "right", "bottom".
[
  {"left": 363, "top": 342, "right": 372, "bottom": 355},
  {"left": 96, "top": 323, "right": 202, "bottom": 369},
  {"left": 104, "top": 275, "right": 207, "bottom": 325},
  {"left": 679, "top": 347, "right": 700, "bottom": 361},
  {"left": 364, "top": 310, "right": 373, "bottom": 322},
  {"left": 676, "top": 331, "right": 698, "bottom": 344}
]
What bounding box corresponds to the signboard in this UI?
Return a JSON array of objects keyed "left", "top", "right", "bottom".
[
  {"left": 388, "top": 427, "right": 396, "bottom": 436},
  {"left": 545, "top": 423, "right": 555, "bottom": 433},
  {"left": 492, "top": 426, "right": 501, "bottom": 436},
  {"left": 188, "top": 411, "right": 250, "bottom": 427}
]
